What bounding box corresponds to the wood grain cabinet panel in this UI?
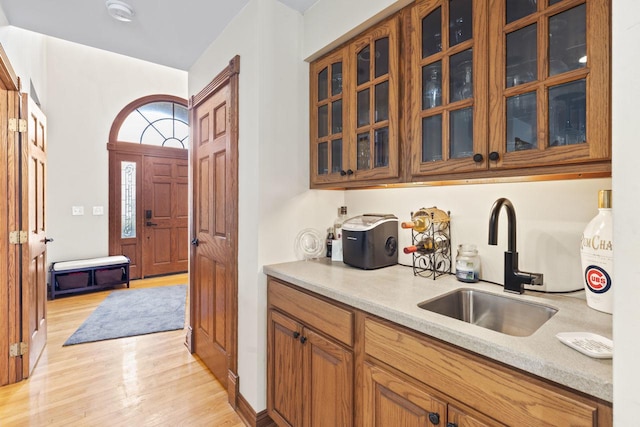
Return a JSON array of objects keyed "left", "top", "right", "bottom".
[
  {"left": 304, "top": 328, "right": 353, "bottom": 427},
  {"left": 268, "top": 278, "right": 353, "bottom": 346},
  {"left": 363, "top": 361, "right": 501, "bottom": 427},
  {"left": 364, "top": 316, "right": 610, "bottom": 427},
  {"left": 267, "top": 279, "right": 354, "bottom": 427},
  {"left": 310, "top": 15, "right": 401, "bottom": 188}
]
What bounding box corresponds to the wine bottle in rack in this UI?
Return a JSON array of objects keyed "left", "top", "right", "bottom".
[
  {"left": 404, "top": 237, "right": 437, "bottom": 254},
  {"left": 401, "top": 216, "right": 430, "bottom": 233}
]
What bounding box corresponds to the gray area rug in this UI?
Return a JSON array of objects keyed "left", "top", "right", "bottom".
[{"left": 63, "top": 285, "right": 187, "bottom": 346}]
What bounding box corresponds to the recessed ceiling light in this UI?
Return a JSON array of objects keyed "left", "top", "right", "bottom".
[{"left": 106, "top": 0, "right": 135, "bottom": 22}]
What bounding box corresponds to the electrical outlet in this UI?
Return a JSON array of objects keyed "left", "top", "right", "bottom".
[
  {"left": 93, "top": 206, "right": 104, "bottom": 216},
  {"left": 72, "top": 206, "right": 84, "bottom": 216}
]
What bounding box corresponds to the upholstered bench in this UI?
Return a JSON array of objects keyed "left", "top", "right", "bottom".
[{"left": 49, "top": 255, "right": 130, "bottom": 300}]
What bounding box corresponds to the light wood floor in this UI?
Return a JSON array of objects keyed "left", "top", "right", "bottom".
[{"left": 0, "top": 274, "right": 245, "bottom": 427}]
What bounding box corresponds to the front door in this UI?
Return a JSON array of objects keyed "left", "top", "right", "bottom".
[
  {"left": 142, "top": 155, "right": 189, "bottom": 276},
  {"left": 108, "top": 143, "right": 188, "bottom": 279},
  {"left": 107, "top": 96, "right": 189, "bottom": 280},
  {"left": 22, "top": 93, "right": 48, "bottom": 376},
  {"left": 190, "top": 56, "right": 239, "bottom": 394}
]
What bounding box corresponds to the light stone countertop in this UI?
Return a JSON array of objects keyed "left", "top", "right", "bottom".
[{"left": 263, "top": 258, "right": 613, "bottom": 403}]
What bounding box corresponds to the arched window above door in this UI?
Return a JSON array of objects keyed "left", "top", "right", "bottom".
[{"left": 109, "top": 94, "right": 189, "bottom": 149}]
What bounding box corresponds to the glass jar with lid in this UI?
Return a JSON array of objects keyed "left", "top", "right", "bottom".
[{"left": 455, "top": 244, "right": 480, "bottom": 283}]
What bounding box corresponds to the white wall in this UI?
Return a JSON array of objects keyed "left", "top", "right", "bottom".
[
  {"left": 0, "top": 24, "right": 188, "bottom": 265},
  {"left": 612, "top": 0, "right": 640, "bottom": 423},
  {"left": 345, "top": 178, "right": 610, "bottom": 292},
  {"left": 43, "top": 37, "right": 187, "bottom": 263},
  {"left": 303, "top": 0, "right": 412, "bottom": 60},
  {"left": 188, "top": 0, "right": 342, "bottom": 410},
  {"left": 0, "top": 26, "right": 47, "bottom": 110}
]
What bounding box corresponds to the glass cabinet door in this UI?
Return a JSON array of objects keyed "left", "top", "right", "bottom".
[
  {"left": 310, "top": 48, "right": 348, "bottom": 185},
  {"left": 489, "top": 0, "right": 610, "bottom": 168},
  {"left": 410, "top": 0, "right": 488, "bottom": 177},
  {"left": 349, "top": 15, "right": 400, "bottom": 181}
]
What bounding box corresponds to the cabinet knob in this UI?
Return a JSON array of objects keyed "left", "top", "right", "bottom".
[
  {"left": 346, "top": 169, "right": 354, "bottom": 175},
  {"left": 300, "top": 336, "right": 308, "bottom": 344},
  {"left": 428, "top": 412, "right": 440, "bottom": 425},
  {"left": 191, "top": 237, "right": 199, "bottom": 247},
  {"left": 293, "top": 331, "right": 300, "bottom": 339},
  {"left": 340, "top": 170, "right": 347, "bottom": 176},
  {"left": 472, "top": 153, "right": 484, "bottom": 163},
  {"left": 489, "top": 151, "right": 500, "bottom": 161},
  {"left": 446, "top": 423, "right": 458, "bottom": 427}
]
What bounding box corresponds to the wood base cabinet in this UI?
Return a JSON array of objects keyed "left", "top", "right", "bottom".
[
  {"left": 267, "top": 279, "right": 354, "bottom": 427},
  {"left": 363, "top": 362, "right": 498, "bottom": 427},
  {"left": 364, "top": 317, "right": 611, "bottom": 427},
  {"left": 266, "top": 277, "right": 612, "bottom": 427}
]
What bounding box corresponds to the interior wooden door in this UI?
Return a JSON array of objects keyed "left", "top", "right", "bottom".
[
  {"left": 0, "top": 47, "right": 20, "bottom": 386},
  {"left": 189, "top": 57, "right": 239, "bottom": 394},
  {"left": 142, "top": 155, "right": 189, "bottom": 277},
  {"left": 22, "top": 93, "right": 48, "bottom": 377}
]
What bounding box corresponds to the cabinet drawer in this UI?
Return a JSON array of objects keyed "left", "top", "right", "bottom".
[
  {"left": 268, "top": 278, "right": 353, "bottom": 346},
  {"left": 364, "top": 317, "right": 599, "bottom": 426}
]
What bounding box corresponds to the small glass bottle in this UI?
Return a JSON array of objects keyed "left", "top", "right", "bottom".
[
  {"left": 326, "top": 227, "right": 334, "bottom": 258},
  {"left": 455, "top": 244, "right": 480, "bottom": 283},
  {"left": 334, "top": 206, "right": 348, "bottom": 238}
]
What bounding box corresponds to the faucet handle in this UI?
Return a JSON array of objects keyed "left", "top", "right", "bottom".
[{"left": 529, "top": 273, "right": 544, "bottom": 286}]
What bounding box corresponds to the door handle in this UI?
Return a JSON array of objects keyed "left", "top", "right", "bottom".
[
  {"left": 43, "top": 237, "right": 54, "bottom": 244},
  {"left": 146, "top": 222, "right": 158, "bottom": 226},
  {"left": 191, "top": 237, "right": 199, "bottom": 247}
]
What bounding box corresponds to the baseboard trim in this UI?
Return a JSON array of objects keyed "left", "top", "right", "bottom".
[
  {"left": 237, "top": 393, "right": 276, "bottom": 427},
  {"left": 227, "top": 370, "right": 239, "bottom": 409},
  {"left": 184, "top": 326, "right": 193, "bottom": 353}
]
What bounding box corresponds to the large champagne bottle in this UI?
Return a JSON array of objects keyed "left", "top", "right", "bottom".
[{"left": 580, "top": 190, "right": 613, "bottom": 314}]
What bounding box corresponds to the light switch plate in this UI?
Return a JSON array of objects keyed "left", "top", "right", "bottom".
[
  {"left": 72, "top": 206, "right": 84, "bottom": 216},
  {"left": 93, "top": 206, "right": 104, "bottom": 215}
]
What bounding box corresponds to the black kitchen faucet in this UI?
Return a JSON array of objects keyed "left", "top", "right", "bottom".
[{"left": 488, "top": 198, "right": 544, "bottom": 294}]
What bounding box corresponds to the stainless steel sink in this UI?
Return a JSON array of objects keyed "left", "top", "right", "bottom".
[{"left": 418, "top": 288, "right": 558, "bottom": 337}]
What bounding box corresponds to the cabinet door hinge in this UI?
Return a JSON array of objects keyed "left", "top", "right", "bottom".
[
  {"left": 9, "top": 342, "right": 27, "bottom": 357},
  {"left": 8, "top": 118, "right": 27, "bottom": 133},
  {"left": 9, "top": 230, "right": 27, "bottom": 244}
]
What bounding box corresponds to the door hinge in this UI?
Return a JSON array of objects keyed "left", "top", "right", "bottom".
[
  {"left": 9, "top": 230, "right": 27, "bottom": 244},
  {"left": 8, "top": 118, "right": 27, "bottom": 133},
  {"left": 9, "top": 342, "right": 27, "bottom": 357}
]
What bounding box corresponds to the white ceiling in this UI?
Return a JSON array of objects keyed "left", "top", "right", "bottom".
[{"left": 0, "top": 0, "right": 319, "bottom": 71}]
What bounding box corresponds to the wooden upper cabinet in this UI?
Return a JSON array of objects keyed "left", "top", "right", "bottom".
[
  {"left": 487, "top": 0, "right": 611, "bottom": 170},
  {"left": 309, "top": 0, "right": 611, "bottom": 187},
  {"left": 408, "top": 0, "right": 489, "bottom": 177},
  {"left": 310, "top": 16, "right": 400, "bottom": 187},
  {"left": 348, "top": 16, "right": 400, "bottom": 183},
  {"left": 310, "top": 48, "right": 348, "bottom": 186}
]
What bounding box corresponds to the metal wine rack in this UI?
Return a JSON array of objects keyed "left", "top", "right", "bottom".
[{"left": 408, "top": 207, "right": 452, "bottom": 279}]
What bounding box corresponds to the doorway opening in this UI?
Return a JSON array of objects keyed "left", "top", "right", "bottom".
[{"left": 107, "top": 95, "right": 189, "bottom": 279}]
